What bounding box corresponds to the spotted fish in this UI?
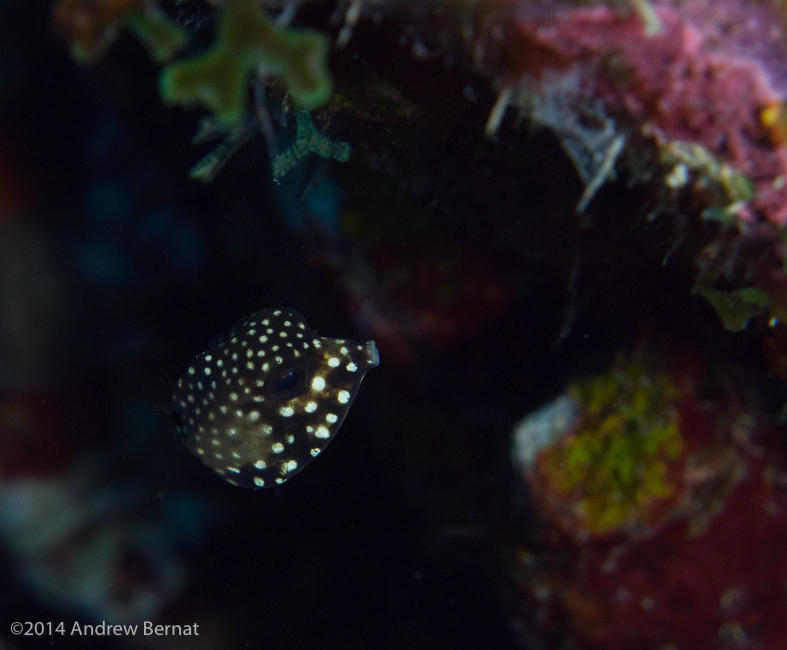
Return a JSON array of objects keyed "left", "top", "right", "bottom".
[{"left": 172, "top": 308, "right": 379, "bottom": 488}]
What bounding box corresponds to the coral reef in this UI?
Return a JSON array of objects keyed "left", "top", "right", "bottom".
[
  {"left": 512, "top": 346, "right": 787, "bottom": 649},
  {"left": 16, "top": 0, "right": 787, "bottom": 647},
  {"left": 496, "top": 3, "right": 787, "bottom": 225}
]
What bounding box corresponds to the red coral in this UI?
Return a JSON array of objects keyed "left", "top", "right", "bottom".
[
  {"left": 563, "top": 443, "right": 787, "bottom": 649},
  {"left": 514, "top": 351, "right": 787, "bottom": 649},
  {"left": 509, "top": 4, "right": 787, "bottom": 224}
]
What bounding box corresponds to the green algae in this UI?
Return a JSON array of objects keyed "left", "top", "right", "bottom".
[
  {"left": 126, "top": 7, "right": 187, "bottom": 64},
  {"left": 160, "top": 0, "right": 332, "bottom": 125},
  {"left": 272, "top": 109, "right": 351, "bottom": 180},
  {"left": 695, "top": 285, "right": 772, "bottom": 332}
]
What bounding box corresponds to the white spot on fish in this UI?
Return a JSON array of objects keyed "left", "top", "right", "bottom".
[{"left": 315, "top": 426, "right": 331, "bottom": 439}]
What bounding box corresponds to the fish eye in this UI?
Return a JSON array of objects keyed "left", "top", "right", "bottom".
[
  {"left": 268, "top": 365, "right": 310, "bottom": 399},
  {"left": 277, "top": 370, "right": 298, "bottom": 391}
]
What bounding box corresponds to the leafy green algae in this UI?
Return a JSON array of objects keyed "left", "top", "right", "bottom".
[
  {"left": 160, "top": 0, "right": 332, "bottom": 125},
  {"left": 695, "top": 285, "right": 773, "bottom": 332},
  {"left": 126, "top": 7, "right": 187, "bottom": 64}
]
